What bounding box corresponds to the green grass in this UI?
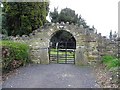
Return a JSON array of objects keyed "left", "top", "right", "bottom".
[{"left": 102, "top": 55, "right": 120, "bottom": 69}]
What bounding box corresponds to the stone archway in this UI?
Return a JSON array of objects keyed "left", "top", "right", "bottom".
[
  {"left": 49, "top": 30, "right": 76, "bottom": 64},
  {"left": 50, "top": 30, "right": 76, "bottom": 49},
  {"left": 27, "top": 23, "right": 101, "bottom": 65}
]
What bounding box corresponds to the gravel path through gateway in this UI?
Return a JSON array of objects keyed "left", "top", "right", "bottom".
[{"left": 2, "top": 64, "right": 100, "bottom": 88}]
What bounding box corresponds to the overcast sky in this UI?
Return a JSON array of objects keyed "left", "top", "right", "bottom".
[{"left": 47, "top": 0, "right": 119, "bottom": 37}]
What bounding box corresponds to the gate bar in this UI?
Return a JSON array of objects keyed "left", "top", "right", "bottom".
[{"left": 57, "top": 48, "right": 58, "bottom": 63}]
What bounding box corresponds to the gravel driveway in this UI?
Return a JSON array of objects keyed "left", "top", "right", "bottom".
[{"left": 2, "top": 64, "right": 99, "bottom": 88}]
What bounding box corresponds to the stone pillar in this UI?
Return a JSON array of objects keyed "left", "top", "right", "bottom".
[
  {"left": 30, "top": 41, "right": 49, "bottom": 64},
  {"left": 39, "top": 47, "right": 49, "bottom": 64},
  {"left": 75, "top": 46, "right": 88, "bottom": 65}
]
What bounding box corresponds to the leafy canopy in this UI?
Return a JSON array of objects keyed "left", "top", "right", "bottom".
[
  {"left": 2, "top": 2, "right": 49, "bottom": 36},
  {"left": 50, "top": 7, "right": 89, "bottom": 28}
]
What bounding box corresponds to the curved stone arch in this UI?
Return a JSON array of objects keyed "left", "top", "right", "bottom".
[
  {"left": 49, "top": 29, "right": 77, "bottom": 50},
  {"left": 45, "top": 25, "right": 86, "bottom": 65},
  {"left": 28, "top": 23, "right": 88, "bottom": 65},
  {"left": 28, "top": 22, "right": 112, "bottom": 65},
  {"left": 49, "top": 29, "right": 77, "bottom": 41},
  {"left": 47, "top": 27, "right": 79, "bottom": 46}
]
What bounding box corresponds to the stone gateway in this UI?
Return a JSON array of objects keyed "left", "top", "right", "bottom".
[{"left": 10, "top": 22, "right": 118, "bottom": 65}]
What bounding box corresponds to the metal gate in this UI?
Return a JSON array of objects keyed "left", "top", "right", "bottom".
[{"left": 49, "top": 42, "right": 75, "bottom": 64}]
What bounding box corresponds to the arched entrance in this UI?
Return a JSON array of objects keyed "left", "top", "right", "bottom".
[{"left": 49, "top": 30, "right": 76, "bottom": 64}]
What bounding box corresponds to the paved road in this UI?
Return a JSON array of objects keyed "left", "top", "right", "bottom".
[{"left": 2, "top": 64, "right": 99, "bottom": 88}]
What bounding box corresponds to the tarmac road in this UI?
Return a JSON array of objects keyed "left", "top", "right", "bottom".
[{"left": 2, "top": 64, "right": 99, "bottom": 88}]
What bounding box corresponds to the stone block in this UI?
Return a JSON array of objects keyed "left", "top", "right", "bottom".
[{"left": 75, "top": 47, "right": 88, "bottom": 65}]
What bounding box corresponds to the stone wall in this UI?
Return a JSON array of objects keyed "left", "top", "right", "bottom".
[{"left": 5, "top": 22, "right": 118, "bottom": 65}]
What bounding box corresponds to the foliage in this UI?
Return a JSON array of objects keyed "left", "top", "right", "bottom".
[
  {"left": 50, "top": 7, "right": 89, "bottom": 28},
  {"left": 102, "top": 55, "right": 120, "bottom": 69},
  {"left": 50, "top": 7, "right": 59, "bottom": 23},
  {"left": 2, "top": 2, "right": 49, "bottom": 36},
  {"left": 1, "top": 40, "right": 31, "bottom": 73}
]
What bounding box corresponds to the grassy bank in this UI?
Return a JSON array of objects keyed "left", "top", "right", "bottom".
[
  {"left": 102, "top": 55, "right": 120, "bottom": 69},
  {"left": 1, "top": 40, "right": 31, "bottom": 73},
  {"left": 95, "top": 55, "right": 120, "bottom": 88}
]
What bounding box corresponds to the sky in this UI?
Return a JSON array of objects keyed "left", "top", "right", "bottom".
[{"left": 47, "top": 0, "right": 119, "bottom": 37}]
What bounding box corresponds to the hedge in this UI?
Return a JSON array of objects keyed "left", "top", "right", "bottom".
[{"left": 1, "top": 40, "right": 31, "bottom": 73}]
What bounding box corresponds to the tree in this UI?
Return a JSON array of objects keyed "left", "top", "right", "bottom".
[
  {"left": 50, "top": 7, "right": 88, "bottom": 28},
  {"left": 2, "top": 2, "right": 49, "bottom": 36},
  {"left": 50, "top": 7, "right": 59, "bottom": 23},
  {"left": 58, "top": 8, "right": 76, "bottom": 24}
]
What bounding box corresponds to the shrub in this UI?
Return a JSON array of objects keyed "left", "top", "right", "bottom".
[
  {"left": 1, "top": 40, "right": 31, "bottom": 73},
  {"left": 102, "top": 55, "right": 120, "bottom": 69}
]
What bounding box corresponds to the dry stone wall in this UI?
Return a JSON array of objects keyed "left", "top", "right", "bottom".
[{"left": 6, "top": 22, "right": 118, "bottom": 65}]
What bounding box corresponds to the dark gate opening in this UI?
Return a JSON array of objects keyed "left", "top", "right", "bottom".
[{"left": 49, "top": 30, "right": 76, "bottom": 64}]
